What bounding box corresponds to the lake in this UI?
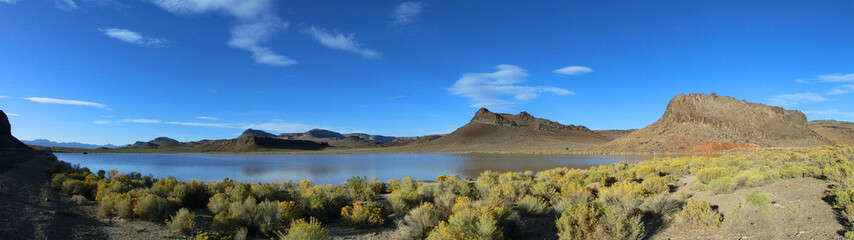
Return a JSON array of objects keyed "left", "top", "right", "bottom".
[{"left": 55, "top": 153, "right": 652, "bottom": 185}]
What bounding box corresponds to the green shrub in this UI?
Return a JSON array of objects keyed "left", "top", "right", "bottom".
[
  {"left": 696, "top": 167, "right": 728, "bottom": 184},
  {"left": 516, "top": 195, "right": 549, "bottom": 216},
  {"left": 192, "top": 231, "right": 231, "bottom": 240},
  {"left": 341, "top": 201, "right": 385, "bottom": 228},
  {"left": 744, "top": 192, "right": 770, "bottom": 210},
  {"left": 708, "top": 177, "right": 736, "bottom": 194},
  {"left": 641, "top": 193, "right": 681, "bottom": 217},
  {"left": 134, "top": 194, "right": 170, "bottom": 221},
  {"left": 733, "top": 170, "right": 779, "bottom": 188},
  {"left": 676, "top": 199, "right": 722, "bottom": 229},
  {"left": 255, "top": 200, "right": 284, "bottom": 235},
  {"left": 345, "top": 176, "right": 377, "bottom": 202},
  {"left": 277, "top": 217, "right": 331, "bottom": 240},
  {"left": 557, "top": 201, "right": 602, "bottom": 240},
  {"left": 426, "top": 207, "right": 502, "bottom": 240},
  {"left": 392, "top": 202, "right": 441, "bottom": 240},
  {"left": 641, "top": 176, "right": 669, "bottom": 195},
  {"left": 389, "top": 185, "right": 421, "bottom": 214},
  {"left": 50, "top": 173, "right": 68, "bottom": 190},
  {"left": 167, "top": 208, "right": 196, "bottom": 235}
]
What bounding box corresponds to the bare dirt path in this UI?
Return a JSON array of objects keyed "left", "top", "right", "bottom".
[{"left": 0, "top": 152, "right": 107, "bottom": 239}]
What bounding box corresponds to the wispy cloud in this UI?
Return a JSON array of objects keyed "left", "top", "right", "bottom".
[
  {"left": 0, "top": 0, "right": 19, "bottom": 4},
  {"left": 25, "top": 97, "right": 111, "bottom": 110},
  {"left": 828, "top": 85, "right": 854, "bottom": 95},
  {"left": 553, "top": 66, "right": 593, "bottom": 76},
  {"left": 99, "top": 28, "right": 168, "bottom": 47},
  {"left": 392, "top": 2, "right": 423, "bottom": 25},
  {"left": 803, "top": 109, "right": 854, "bottom": 117},
  {"left": 767, "top": 93, "right": 827, "bottom": 106},
  {"left": 94, "top": 120, "right": 110, "bottom": 124},
  {"left": 54, "top": 0, "right": 79, "bottom": 11},
  {"left": 121, "top": 118, "right": 161, "bottom": 124},
  {"left": 449, "top": 64, "right": 574, "bottom": 109},
  {"left": 196, "top": 116, "right": 219, "bottom": 121},
  {"left": 301, "top": 26, "right": 381, "bottom": 59},
  {"left": 148, "top": 0, "right": 296, "bottom": 66},
  {"left": 6, "top": 113, "right": 19, "bottom": 116},
  {"left": 796, "top": 73, "right": 854, "bottom": 83},
  {"left": 165, "top": 122, "right": 239, "bottom": 128},
  {"left": 0, "top": 96, "right": 7, "bottom": 98}
]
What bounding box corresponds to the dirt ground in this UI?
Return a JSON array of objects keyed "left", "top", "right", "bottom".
[{"left": 652, "top": 177, "right": 845, "bottom": 240}]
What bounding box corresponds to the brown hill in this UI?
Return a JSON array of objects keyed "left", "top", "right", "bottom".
[
  {"left": 238, "top": 129, "right": 276, "bottom": 138},
  {"left": 600, "top": 93, "right": 831, "bottom": 152},
  {"left": 809, "top": 120, "right": 854, "bottom": 146},
  {"left": 395, "top": 108, "right": 609, "bottom": 152},
  {"left": 594, "top": 129, "right": 637, "bottom": 141}
]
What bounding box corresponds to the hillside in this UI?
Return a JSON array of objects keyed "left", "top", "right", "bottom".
[
  {"left": 809, "top": 120, "right": 854, "bottom": 146},
  {"left": 238, "top": 129, "right": 276, "bottom": 138},
  {"left": 0, "top": 110, "right": 32, "bottom": 152},
  {"left": 21, "top": 139, "right": 124, "bottom": 149},
  {"left": 392, "top": 108, "right": 609, "bottom": 152},
  {"left": 600, "top": 93, "right": 831, "bottom": 152}
]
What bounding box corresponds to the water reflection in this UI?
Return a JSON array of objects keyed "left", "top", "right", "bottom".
[{"left": 56, "top": 153, "right": 652, "bottom": 185}]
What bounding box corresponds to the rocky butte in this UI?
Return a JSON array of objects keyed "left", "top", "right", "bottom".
[{"left": 601, "top": 93, "right": 831, "bottom": 152}]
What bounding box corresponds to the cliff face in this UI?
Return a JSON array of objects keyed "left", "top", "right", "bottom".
[
  {"left": 601, "top": 93, "right": 831, "bottom": 152},
  {"left": 0, "top": 110, "right": 33, "bottom": 151}
]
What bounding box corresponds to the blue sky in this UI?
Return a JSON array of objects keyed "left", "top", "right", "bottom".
[{"left": 2, "top": 0, "right": 854, "bottom": 145}]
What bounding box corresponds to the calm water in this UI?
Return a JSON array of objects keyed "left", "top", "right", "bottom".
[{"left": 55, "top": 153, "right": 652, "bottom": 185}]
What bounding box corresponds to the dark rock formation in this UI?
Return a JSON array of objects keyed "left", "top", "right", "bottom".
[{"left": 0, "top": 110, "right": 33, "bottom": 151}]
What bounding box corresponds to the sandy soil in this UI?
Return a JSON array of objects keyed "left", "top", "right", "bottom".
[{"left": 653, "top": 177, "right": 844, "bottom": 240}]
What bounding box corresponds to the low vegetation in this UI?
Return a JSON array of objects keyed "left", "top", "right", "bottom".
[{"left": 45, "top": 145, "right": 854, "bottom": 239}]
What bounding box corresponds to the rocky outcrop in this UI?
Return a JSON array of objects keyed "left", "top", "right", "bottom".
[
  {"left": 238, "top": 129, "right": 276, "bottom": 138},
  {"left": 601, "top": 93, "right": 831, "bottom": 152},
  {"left": 0, "top": 110, "right": 33, "bottom": 151}
]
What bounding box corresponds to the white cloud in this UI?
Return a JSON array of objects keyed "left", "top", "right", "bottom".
[
  {"left": 449, "top": 64, "right": 574, "bottom": 109},
  {"left": 196, "top": 116, "right": 219, "bottom": 120},
  {"left": 6, "top": 113, "right": 19, "bottom": 116},
  {"left": 94, "top": 120, "right": 110, "bottom": 124},
  {"left": 302, "top": 26, "right": 381, "bottom": 59},
  {"left": 828, "top": 85, "right": 854, "bottom": 95},
  {"left": 796, "top": 73, "right": 854, "bottom": 83},
  {"left": 121, "top": 118, "right": 161, "bottom": 124},
  {"left": 803, "top": 109, "right": 854, "bottom": 117},
  {"left": 553, "top": 66, "right": 593, "bottom": 75},
  {"left": 99, "top": 28, "right": 168, "bottom": 47},
  {"left": 55, "top": 0, "right": 79, "bottom": 11},
  {"left": 25, "top": 97, "right": 111, "bottom": 110},
  {"left": 392, "top": 2, "right": 423, "bottom": 25},
  {"left": 0, "top": 96, "right": 7, "bottom": 98},
  {"left": 0, "top": 0, "right": 19, "bottom": 4},
  {"left": 768, "top": 93, "right": 827, "bottom": 106},
  {"left": 148, "top": 0, "right": 296, "bottom": 66},
  {"left": 165, "top": 121, "right": 239, "bottom": 128}
]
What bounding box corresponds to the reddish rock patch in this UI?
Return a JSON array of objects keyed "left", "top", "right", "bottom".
[{"left": 690, "top": 142, "right": 758, "bottom": 152}]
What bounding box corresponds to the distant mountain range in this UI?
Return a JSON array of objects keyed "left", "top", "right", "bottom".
[
  {"left": 21, "top": 139, "right": 126, "bottom": 149},
  {"left": 14, "top": 93, "right": 854, "bottom": 154}
]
